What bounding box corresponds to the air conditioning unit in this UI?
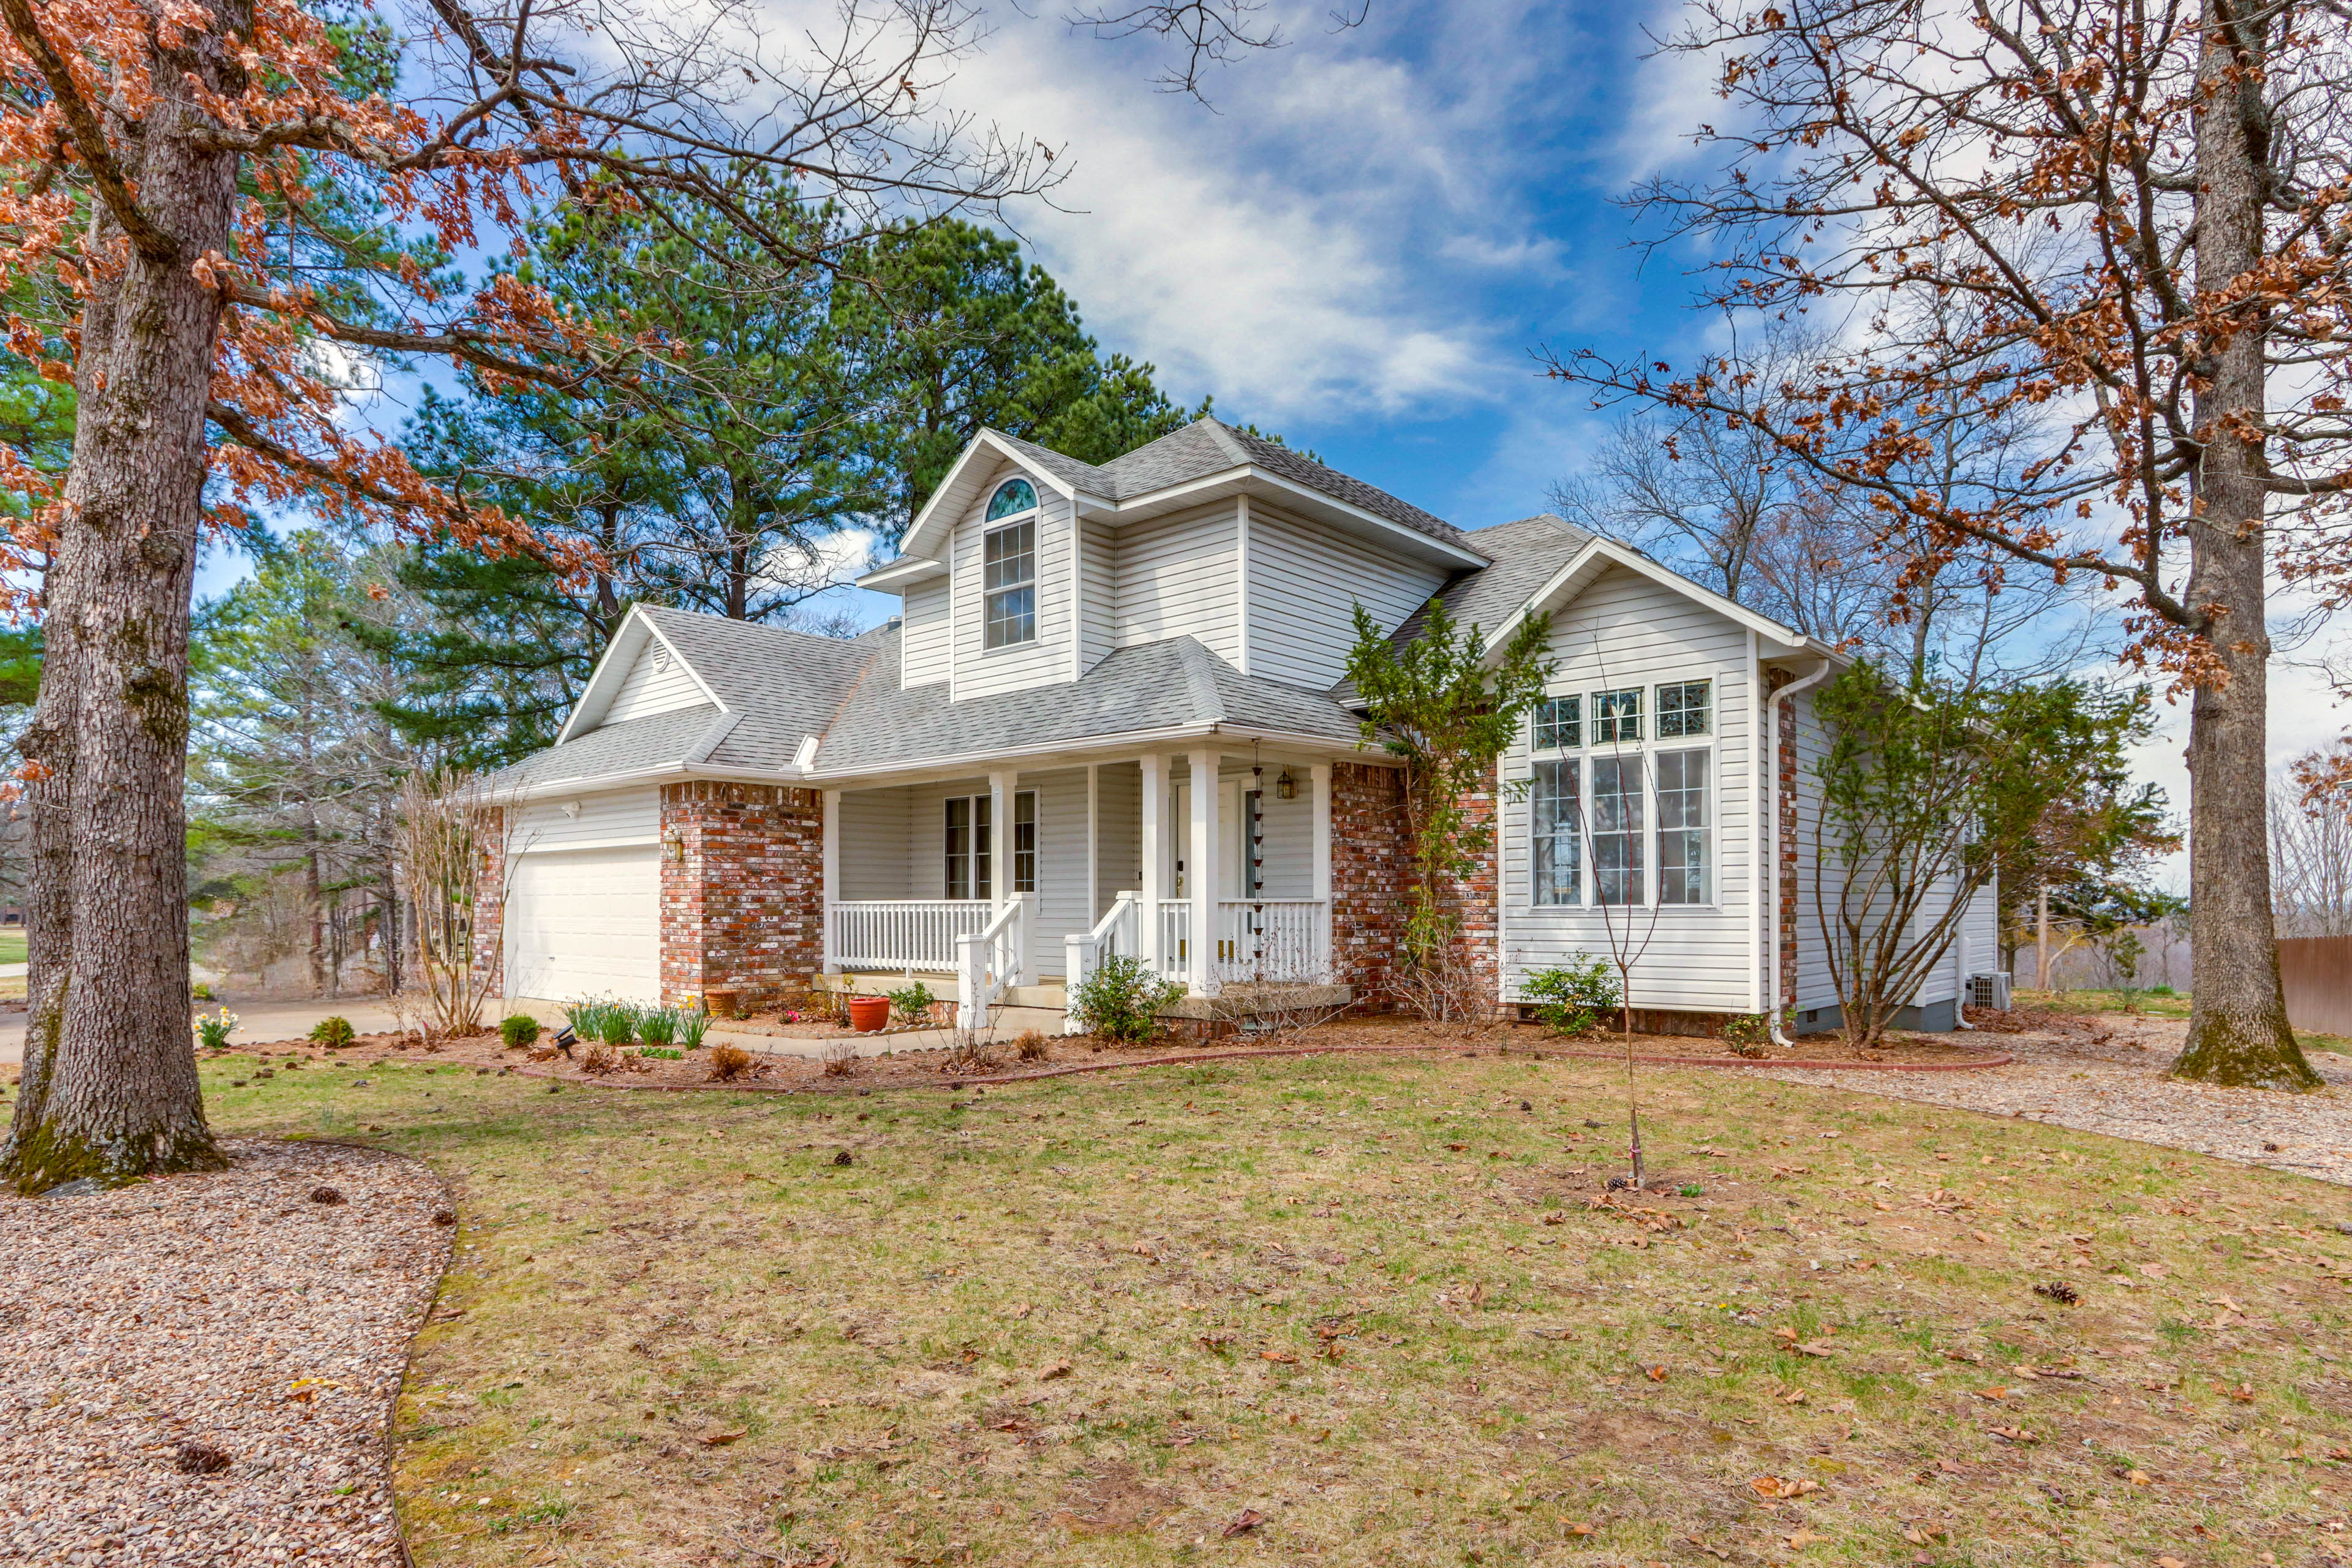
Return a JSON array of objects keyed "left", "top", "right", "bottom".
[{"left": 1968, "top": 972, "right": 2012, "bottom": 1011}]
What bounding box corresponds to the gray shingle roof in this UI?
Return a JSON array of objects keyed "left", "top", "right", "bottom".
[
  {"left": 809, "top": 627, "right": 1365, "bottom": 774},
  {"left": 982, "top": 418, "right": 1481, "bottom": 557},
  {"left": 1387, "top": 513, "right": 1596, "bottom": 647},
  {"left": 501, "top": 704, "right": 725, "bottom": 788}
]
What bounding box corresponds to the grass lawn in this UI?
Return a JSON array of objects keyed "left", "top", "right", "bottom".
[
  {"left": 205, "top": 1047, "right": 2352, "bottom": 1567},
  {"left": 0, "top": 925, "right": 23, "bottom": 964}
]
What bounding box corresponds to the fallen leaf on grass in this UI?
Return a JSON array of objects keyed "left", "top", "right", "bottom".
[
  {"left": 1220, "top": 1509, "right": 1265, "bottom": 1538},
  {"left": 1751, "top": 1476, "right": 1822, "bottom": 1500},
  {"left": 1777, "top": 1388, "right": 1809, "bottom": 1405},
  {"left": 1784, "top": 1528, "right": 1830, "bottom": 1549},
  {"left": 1970, "top": 1387, "right": 2011, "bottom": 1402},
  {"left": 1564, "top": 1522, "right": 1594, "bottom": 1537},
  {"left": 1260, "top": 1348, "right": 1299, "bottom": 1365},
  {"left": 1902, "top": 1526, "right": 1948, "bottom": 1545},
  {"left": 1197, "top": 1333, "right": 1232, "bottom": 1354},
  {"left": 701, "top": 1430, "right": 747, "bottom": 1447},
  {"left": 1645, "top": 1364, "right": 1670, "bottom": 1382},
  {"left": 1039, "top": 1359, "right": 1072, "bottom": 1381},
  {"left": 2157, "top": 1558, "right": 2188, "bottom": 1568},
  {"left": 1987, "top": 1425, "right": 2037, "bottom": 1444},
  {"left": 1541, "top": 1212, "right": 1568, "bottom": 1226},
  {"left": 2127, "top": 1469, "right": 2154, "bottom": 1485}
]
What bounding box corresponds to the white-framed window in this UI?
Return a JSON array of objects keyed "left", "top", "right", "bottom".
[
  {"left": 1011, "top": 790, "right": 1037, "bottom": 893},
  {"left": 1656, "top": 747, "right": 1711, "bottom": 904},
  {"left": 1532, "top": 695, "right": 1581, "bottom": 751},
  {"left": 1531, "top": 757, "right": 1581, "bottom": 905},
  {"left": 948, "top": 791, "right": 1035, "bottom": 897},
  {"left": 1590, "top": 753, "right": 1645, "bottom": 905},
  {"left": 982, "top": 516, "right": 1036, "bottom": 648},
  {"left": 1592, "top": 687, "right": 1642, "bottom": 744},
  {"left": 1657, "top": 679, "right": 1711, "bottom": 738}
]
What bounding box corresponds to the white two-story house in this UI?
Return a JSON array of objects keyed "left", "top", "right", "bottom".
[{"left": 486, "top": 418, "right": 1996, "bottom": 1035}]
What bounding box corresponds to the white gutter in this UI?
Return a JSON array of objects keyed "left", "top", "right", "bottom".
[{"left": 1765, "top": 658, "right": 1833, "bottom": 1048}]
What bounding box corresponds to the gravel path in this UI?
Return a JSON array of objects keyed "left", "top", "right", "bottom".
[
  {"left": 1763, "top": 1011, "right": 2352, "bottom": 1187},
  {"left": 0, "top": 1139, "right": 452, "bottom": 1566}
]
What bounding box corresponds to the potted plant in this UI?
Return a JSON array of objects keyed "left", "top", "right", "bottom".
[
  {"left": 846, "top": 993, "right": 891, "bottom": 1032},
  {"left": 704, "top": 986, "right": 744, "bottom": 1020}
]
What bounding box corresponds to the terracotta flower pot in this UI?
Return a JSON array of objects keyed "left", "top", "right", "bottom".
[
  {"left": 846, "top": 995, "right": 891, "bottom": 1033},
  {"left": 704, "top": 987, "right": 743, "bottom": 1020}
]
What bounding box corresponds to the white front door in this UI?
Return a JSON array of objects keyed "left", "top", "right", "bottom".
[{"left": 506, "top": 845, "right": 662, "bottom": 1003}]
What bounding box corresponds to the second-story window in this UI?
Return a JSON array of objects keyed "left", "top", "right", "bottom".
[{"left": 983, "top": 479, "right": 1038, "bottom": 648}]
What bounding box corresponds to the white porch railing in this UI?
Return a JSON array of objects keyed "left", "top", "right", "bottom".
[
  {"left": 1213, "top": 900, "right": 1330, "bottom": 986},
  {"left": 1157, "top": 899, "right": 1193, "bottom": 987},
  {"left": 1061, "top": 892, "right": 1142, "bottom": 1034},
  {"left": 956, "top": 896, "right": 1027, "bottom": 1030},
  {"left": 831, "top": 899, "right": 992, "bottom": 972}
]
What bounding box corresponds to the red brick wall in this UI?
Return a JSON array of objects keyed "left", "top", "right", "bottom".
[
  {"left": 1329, "top": 761, "right": 1411, "bottom": 1012},
  {"left": 660, "top": 781, "right": 824, "bottom": 1011},
  {"left": 470, "top": 807, "right": 505, "bottom": 995},
  {"left": 1441, "top": 760, "right": 1502, "bottom": 1014}
]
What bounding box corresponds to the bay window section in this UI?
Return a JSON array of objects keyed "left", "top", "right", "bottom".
[
  {"left": 1590, "top": 754, "right": 1645, "bottom": 905},
  {"left": 1657, "top": 680, "right": 1711, "bottom": 737},
  {"left": 1532, "top": 695, "right": 1581, "bottom": 750},
  {"left": 1531, "top": 758, "right": 1582, "bottom": 905},
  {"left": 1656, "top": 748, "right": 1711, "bottom": 904}
]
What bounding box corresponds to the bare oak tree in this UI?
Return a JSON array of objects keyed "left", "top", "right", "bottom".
[{"left": 1548, "top": 0, "right": 2345, "bottom": 1088}]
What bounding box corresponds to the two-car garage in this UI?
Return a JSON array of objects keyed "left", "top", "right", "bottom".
[{"left": 502, "top": 788, "right": 663, "bottom": 1004}]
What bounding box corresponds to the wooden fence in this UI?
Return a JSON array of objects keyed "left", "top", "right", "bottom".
[{"left": 2281, "top": 936, "right": 2352, "bottom": 1037}]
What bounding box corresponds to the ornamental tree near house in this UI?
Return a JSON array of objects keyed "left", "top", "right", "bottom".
[
  {"left": 0, "top": 0, "right": 1058, "bottom": 1193},
  {"left": 1548, "top": 0, "right": 2351, "bottom": 1090}
]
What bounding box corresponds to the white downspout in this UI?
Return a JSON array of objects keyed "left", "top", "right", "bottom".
[{"left": 1766, "top": 658, "right": 1832, "bottom": 1048}]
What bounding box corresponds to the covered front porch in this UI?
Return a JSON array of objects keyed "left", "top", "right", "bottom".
[{"left": 818, "top": 750, "right": 1340, "bottom": 1025}]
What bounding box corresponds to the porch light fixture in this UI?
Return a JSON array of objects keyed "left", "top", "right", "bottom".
[
  {"left": 663, "top": 831, "right": 685, "bottom": 864},
  {"left": 1275, "top": 769, "right": 1297, "bottom": 801}
]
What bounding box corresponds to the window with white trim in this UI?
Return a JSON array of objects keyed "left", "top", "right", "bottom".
[
  {"left": 944, "top": 795, "right": 993, "bottom": 899},
  {"left": 982, "top": 517, "right": 1036, "bottom": 648},
  {"left": 1011, "top": 790, "right": 1037, "bottom": 893},
  {"left": 1591, "top": 753, "right": 1645, "bottom": 905},
  {"left": 1531, "top": 757, "right": 1581, "bottom": 905},
  {"left": 1657, "top": 679, "right": 1711, "bottom": 737},
  {"left": 1532, "top": 695, "right": 1581, "bottom": 750},
  {"left": 1592, "top": 687, "right": 1642, "bottom": 744},
  {"left": 1656, "top": 748, "right": 1711, "bottom": 904}
]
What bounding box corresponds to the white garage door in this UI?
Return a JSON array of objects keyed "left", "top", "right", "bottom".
[{"left": 506, "top": 845, "right": 662, "bottom": 1003}]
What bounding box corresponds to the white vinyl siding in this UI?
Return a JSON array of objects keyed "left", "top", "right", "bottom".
[
  {"left": 1112, "top": 502, "right": 1241, "bottom": 665},
  {"left": 900, "top": 576, "right": 951, "bottom": 688},
  {"left": 954, "top": 467, "right": 1073, "bottom": 700},
  {"left": 511, "top": 786, "right": 660, "bottom": 854},
  {"left": 601, "top": 639, "right": 706, "bottom": 724},
  {"left": 1093, "top": 761, "right": 1142, "bottom": 919},
  {"left": 1245, "top": 504, "right": 1449, "bottom": 689},
  {"left": 1221, "top": 759, "right": 1313, "bottom": 899},
  {"left": 1789, "top": 684, "right": 1842, "bottom": 1017},
  {"left": 1498, "top": 564, "right": 1757, "bottom": 1014},
  {"left": 837, "top": 786, "right": 914, "bottom": 901},
  {"left": 1077, "top": 520, "right": 1116, "bottom": 676}
]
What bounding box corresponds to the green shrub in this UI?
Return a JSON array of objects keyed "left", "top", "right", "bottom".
[
  {"left": 677, "top": 1006, "right": 710, "bottom": 1050},
  {"left": 636, "top": 1007, "right": 677, "bottom": 1046},
  {"left": 1521, "top": 954, "right": 1619, "bottom": 1036},
  {"left": 1721, "top": 1012, "right": 1771, "bottom": 1058},
  {"left": 308, "top": 1015, "right": 356, "bottom": 1050},
  {"left": 886, "top": 981, "right": 935, "bottom": 1025},
  {"left": 638, "top": 1046, "right": 684, "bottom": 1060},
  {"left": 499, "top": 1014, "right": 541, "bottom": 1050},
  {"left": 1069, "top": 955, "right": 1183, "bottom": 1046},
  {"left": 191, "top": 981, "right": 216, "bottom": 1002}
]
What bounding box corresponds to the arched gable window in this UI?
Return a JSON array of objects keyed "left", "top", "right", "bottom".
[
  {"left": 982, "top": 477, "right": 1039, "bottom": 647},
  {"left": 986, "top": 477, "right": 1038, "bottom": 521}
]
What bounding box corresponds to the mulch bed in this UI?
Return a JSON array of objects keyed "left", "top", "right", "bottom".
[
  {"left": 0, "top": 1139, "right": 451, "bottom": 1567},
  {"left": 205, "top": 1012, "right": 2010, "bottom": 1098}
]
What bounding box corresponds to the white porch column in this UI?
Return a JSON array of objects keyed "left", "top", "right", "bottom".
[
  {"left": 1188, "top": 746, "right": 1222, "bottom": 995},
  {"left": 1311, "top": 761, "right": 1333, "bottom": 981},
  {"left": 988, "top": 769, "right": 1013, "bottom": 910},
  {"left": 1140, "top": 753, "right": 1167, "bottom": 970},
  {"left": 821, "top": 789, "right": 841, "bottom": 976}
]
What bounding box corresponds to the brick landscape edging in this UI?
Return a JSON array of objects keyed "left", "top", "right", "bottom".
[{"left": 491, "top": 1038, "right": 2014, "bottom": 1095}]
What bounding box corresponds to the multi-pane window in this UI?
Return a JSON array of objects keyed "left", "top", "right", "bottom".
[
  {"left": 1012, "top": 790, "right": 1037, "bottom": 893},
  {"left": 1656, "top": 748, "right": 1711, "bottom": 904},
  {"left": 987, "top": 478, "right": 1037, "bottom": 521},
  {"left": 1591, "top": 687, "right": 1642, "bottom": 744},
  {"left": 1657, "top": 680, "right": 1711, "bottom": 738},
  {"left": 1531, "top": 758, "right": 1582, "bottom": 905},
  {"left": 944, "top": 795, "right": 993, "bottom": 899},
  {"left": 982, "top": 519, "right": 1036, "bottom": 647},
  {"left": 1532, "top": 695, "right": 1581, "bottom": 751},
  {"left": 1590, "top": 754, "right": 1645, "bottom": 905}
]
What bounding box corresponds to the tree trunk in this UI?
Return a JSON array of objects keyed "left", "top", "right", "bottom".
[
  {"left": 0, "top": 31, "right": 244, "bottom": 1191},
  {"left": 2169, "top": 2, "right": 2321, "bottom": 1091}
]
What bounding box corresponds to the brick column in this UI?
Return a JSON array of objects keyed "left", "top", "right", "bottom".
[
  {"left": 1329, "top": 761, "right": 1411, "bottom": 1012},
  {"left": 1442, "top": 759, "right": 1502, "bottom": 1016},
  {"left": 470, "top": 806, "right": 505, "bottom": 997},
  {"left": 660, "top": 781, "right": 824, "bottom": 1012}
]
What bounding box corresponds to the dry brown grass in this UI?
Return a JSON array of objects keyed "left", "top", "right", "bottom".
[{"left": 203, "top": 1044, "right": 2352, "bottom": 1567}]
